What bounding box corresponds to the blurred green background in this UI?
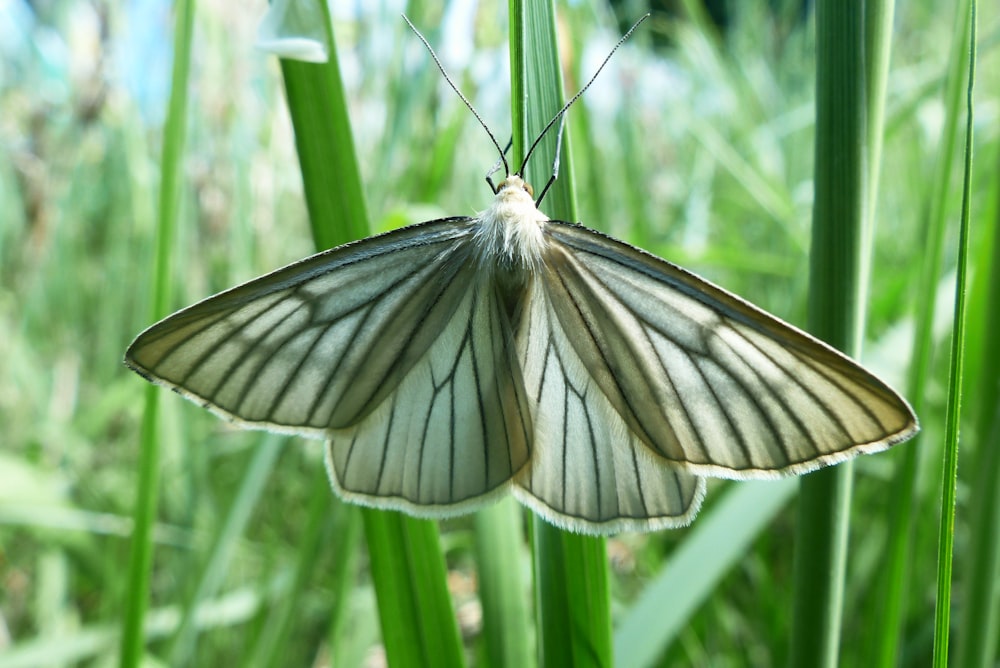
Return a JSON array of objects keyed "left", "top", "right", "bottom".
[{"left": 0, "top": 0, "right": 997, "bottom": 665}]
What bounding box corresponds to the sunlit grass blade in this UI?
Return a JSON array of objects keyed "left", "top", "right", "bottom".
[
  {"left": 870, "top": 0, "right": 975, "bottom": 663},
  {"left": 957, "top": 138, "right": 1000, "bottom": 668},
  {"left": 614, "top": 478, "right": 798, "bottom": 666},
  {"left": 279, "top": 59, "right": 368, "bottom": 247},
  {"left": 932, "top": 2, "right": 976, "bottom": 665},
  {"left": 167, "top": 435, "right": 284, "bottom": 664},
  {"left": 119, "top": 0, "right": 196, "bottom": 664}
]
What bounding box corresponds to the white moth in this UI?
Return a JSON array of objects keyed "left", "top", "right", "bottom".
[{"left": 125, "top": 22, "right": 918, "bottom": 535}]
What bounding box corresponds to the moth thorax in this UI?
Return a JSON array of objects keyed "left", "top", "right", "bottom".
[{"left": 474, "top": 175, "right": 549, "bottom": 271}]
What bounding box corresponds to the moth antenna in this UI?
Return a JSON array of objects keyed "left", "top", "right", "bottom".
[
  {"left": 533, "top": 116, "right": 565, "bottom": 205},
  {"left": 485, "top": 138, "right": 513, "bottom": 194},
  {"left": 403, "top": 15, "right": 509, "bottom": 179},
  {"left": 519, "top": 13, "right": 650, "bottom": 177}
]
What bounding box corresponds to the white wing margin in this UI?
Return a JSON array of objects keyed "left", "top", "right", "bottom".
[
  {"left": 514, "top": 279, "right": 705, "bottom": 534},
  {"left": 541, "top": 222, "right": 918, "bottom": 479}
]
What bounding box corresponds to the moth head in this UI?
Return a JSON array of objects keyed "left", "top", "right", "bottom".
[{"left": 499, "top": 175, "right": 534, "bottom": 199}]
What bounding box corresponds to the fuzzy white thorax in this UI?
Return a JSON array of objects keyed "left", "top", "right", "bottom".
[{"left": 473, "top": 175, "right": 549, "bottom": 270}]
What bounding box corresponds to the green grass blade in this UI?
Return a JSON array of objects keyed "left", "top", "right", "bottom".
[
  {"left": 248, "top": 467, "right": 359, "bottom": 668},
  {"left": 512, "top": 4, "right": 577, "bottom": 220},
  {"left": 361, "top": 512, "right": 464, "bottom": 668},
  {"left": 863, "top": 0, "right": 894, "bottom": 235},
  {"left": 958, "top": 402, "right": 1000, "bottom": 667},
  {"left": 614, "top": 479, "right": 798, "bottom": 667},
  {"left": 789, "top": 2, "right": 866, "bottom": 665},
  {"left": 509, "top": 2, "right": 610, "bottom": 666},
  {"left": 957, "top": 148, "right": 1000, "bottom": 668},
  {"left": 530, "top": 522, "right": 611, "bottom": 668},
  {"left": 276, "top": 6, "right": 464, "bottom": 666},
  {"left": 118, "top": 0, "right": 196, "bottom": 664},
  {"left": 857, "top": 0, "right": 908, "bottom": 664},
  {"left": 473, "top": 500, "right": 533, "bottom": 668},
  {"left": 871, "top": 0, "right": 975, "bottom": 663},
  {"left": 167, "top": 435, "right": 284, "bottom": 664},
  {"left": 279, "top": 54, "right": 368, "bottom": 246},
  {"left": 860, "top": 9, "right": 901, "bottom": 664},
  {"left": 932, "top": 2, "right": 976, "bottom": 665}
]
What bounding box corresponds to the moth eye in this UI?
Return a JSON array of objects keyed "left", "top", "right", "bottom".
[{"left": 523, "top": 182, "right": 534, "bottom": 197}]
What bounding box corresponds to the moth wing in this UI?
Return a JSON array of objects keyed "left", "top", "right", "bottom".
[
  {"left": 125, "top": 218, "right": 485, "bottom": 434},
  {"left": 541, "top": 222, "right": 918, "bottom": 478},
  {"left": 514, "top": 279, "right": 706, "bottom": 535},
  {"left": 324, "top": 277, "right": 533, "bottom": 512}
]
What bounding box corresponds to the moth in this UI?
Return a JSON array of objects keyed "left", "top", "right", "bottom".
[{"left": 125, "top": 20, "right": 918, "bottom": 535}]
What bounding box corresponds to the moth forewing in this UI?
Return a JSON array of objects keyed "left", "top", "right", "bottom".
[
  {"left": 540, "top": 222, "right": 918, "bottom": 479},
  {"left": 125, "top": 218, "right": 480, "bottom": 434}
]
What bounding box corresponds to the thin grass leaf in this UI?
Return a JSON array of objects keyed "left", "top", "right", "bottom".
[
  {"left": 873, "top": 0, "right": 975, "bottom": 663},
  {"left": 119, "top": 0, "right": 196, "bottom": 664},
  {"left": 279, "top": 59, "right": 368, "bottom": 246},
  {"left": 247, "top": 467, "right": 358, "bottom": 667},
  {"left": 932, "top": 2, "right": 976, "bottom": 665},
  {"left": 167, "top": 435, "right": 284, "bottom": 664},
  {"left": 614, "top": 479, "right": 798, "bottom": 667},
  {"left": 856, "top": 1, "right": 910, "bottom": 664},
  {"left": 956, "top": 143, "right": 1000, "bottom": 668}
]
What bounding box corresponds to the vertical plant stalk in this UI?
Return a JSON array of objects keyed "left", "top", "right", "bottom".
[
  {"left": 279, "top": 17, "right": 368, "bottom": 248},
  {"left": 957, "top": 151, "right": 1000, "bottom": 668},
  {"left": 958, "top": 398, "right": 1000, "bottom": 667},
  {"left": 168, "top": 436, "right": 284, "bottom": 664},
  {"left": 862, "top": 0, "right": 894, "bottom": 282},
  {"left": 252, "top": 468, "right": 360, "bottom": 666},
  {"left": 509, "top": 2, "right": 612, "bottom": 666},
  {"left": 278, "top": 3, "right": 464, "bottom": 666},
  {"left": 860, "top": 1, "right": 915, "bottom": 664},
  {"left": 473, "top": 500, "right": 533, "bottom": 668},
  {"left": 872, "top": 0, "right": 974, "bottom": 663},
  {"left": 932, "top": 2, "right": 976, "bottom": 665},
  {"left": 614, "top": 479, "right": 799, "bottom": 666},
  {"left": 789, "top": 2, "right": 865, "bottom": 666},
  {"left": 119, "top": 0, "right": 195, "bottom": 664}
]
